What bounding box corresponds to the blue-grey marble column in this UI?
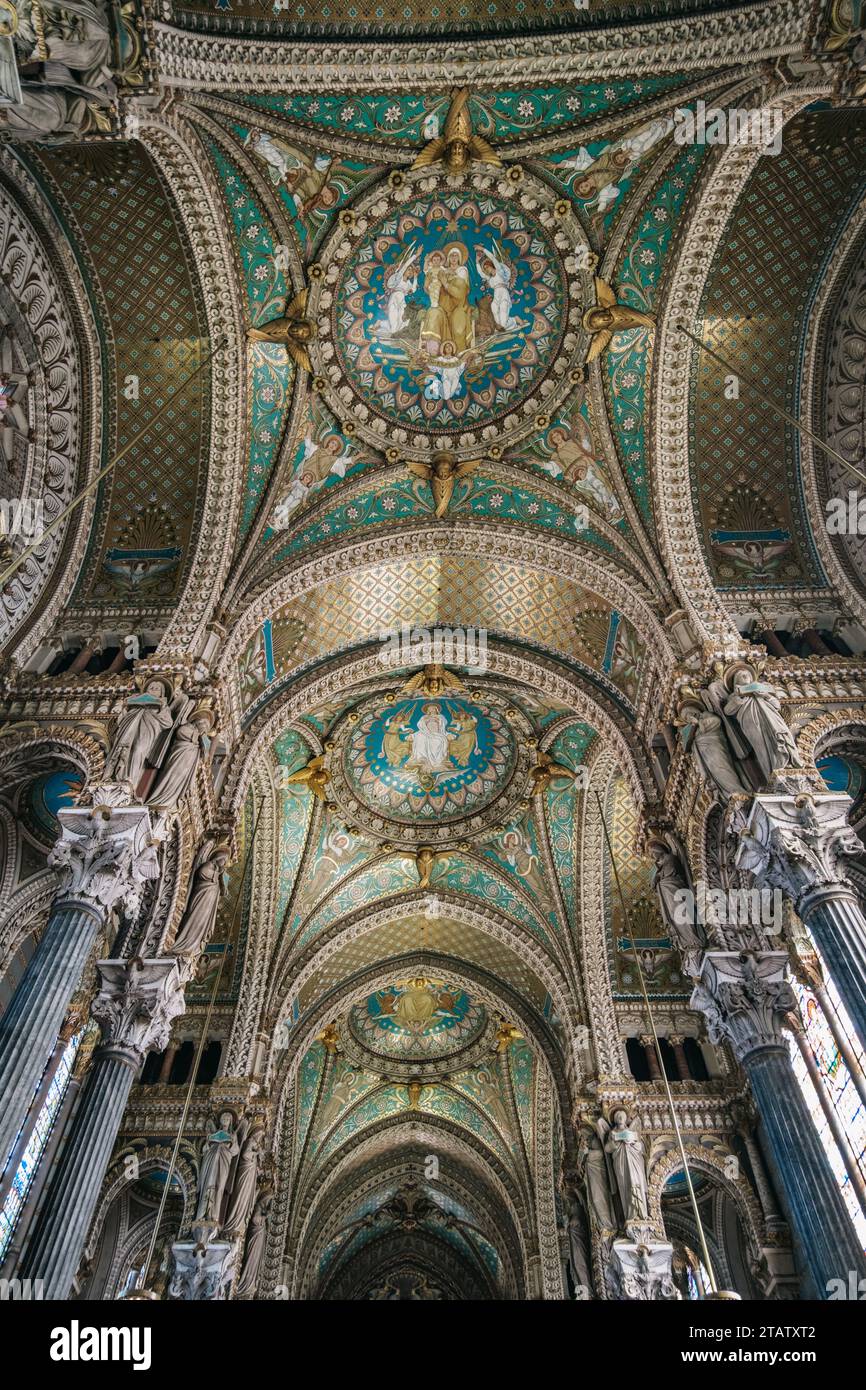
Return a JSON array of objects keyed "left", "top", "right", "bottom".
[
  {"left": 799, "top": 887, "right": 866, "bottom": 1048},
  {"left": 18, "top": 958, "right": 183, "bottom": 1300},
  {"left": 693, "top": 951, "right": 866, "bottom": 1297},
  {"left": 0, "top": 900, "right": 102, "bottom": 1172},
  {"left": 0, "top": 801, "right": 159, "bottom": 1175}
]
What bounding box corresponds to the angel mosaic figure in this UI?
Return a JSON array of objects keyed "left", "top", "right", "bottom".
[{"left": 583, "top": 277, "right": 655, "bottom": 361}]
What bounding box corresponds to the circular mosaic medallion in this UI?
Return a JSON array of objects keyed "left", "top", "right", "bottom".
[
  {"left": 311, "top": 169, "right": 589, "bottom": 454},
  {"left": 326, "top": 689, "right": 534, "bottom": 845},
  {"left": 348, "top": 979, "right": 487, "bottom": 1064},
  {"left": 349, "top": 695, "right": 511, "bottom": 816}
]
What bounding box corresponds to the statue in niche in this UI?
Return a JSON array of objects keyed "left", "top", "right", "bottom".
[
  {"left": 170, "top": 839, "right": 230, "bottom": 957},
  {"left": 681, "top": 708, "right": 750, "bottom": 799},
  {"left": 599, "top": 1109, "right": 649, "bottom": 1226},
  {"left": 724, "top": 670, "right": 804, "bottom": 782},
  {"left": 561, "top": 1174, "right": 594, "bottom": 1297},
  {"left": 647, "top": 838, "right": 706, "bottom": 962}
]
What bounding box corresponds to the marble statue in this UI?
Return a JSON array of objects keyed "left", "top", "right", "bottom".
[
  {"left": 105, "top": 682, "right": 173, "bottom": 791},
  {"left": 224, "top": 1129, "right": 264, "bottom": 1236},
  {"left": 692, "top": 712, "right": 749, "bottom": 798},
  {"left": 648, "top": 839, "right": 704, "bottom": 954},
  {"left": 724, "top": 671, "right": 804, "bottom": 782},
  {"left": 562, "top": 1179, "right": 593, "bottom": 1296},
  {"left": 195, "top": 1112, "right": 243, "bottom": 1228},
  {"left": 600, "top": 1109, "right": 649, "bottom": 1226},
  {"left": 577, "top": 1124, "right": 615, "bottom": 1232},
  {"left": 170, "top": 840, "right": 229, "bottom": 957},
  {"left": 234, "top": 1189, "right": 272, "bottom": 1298},
  {"left": 147, "top": 715, "right": 210, "bottom": 810}
]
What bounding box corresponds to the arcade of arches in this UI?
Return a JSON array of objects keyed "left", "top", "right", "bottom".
[{"left": 1, "top": 0, "right": 866, "bottom": 1304}]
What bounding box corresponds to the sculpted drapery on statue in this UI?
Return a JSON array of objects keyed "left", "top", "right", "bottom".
[
  {"left": 576, "top": 1121, "right": 615, "bottom": 1233},
  {"left": 724, "top": 672, "right": 804, "bottom": 782},
  {"left": 170, "top": 838, "right": 230, "bottom": 957},
  {"left": 599, "top": 1110, "right": 649, "bottom": 1227},
  {"left": 0, "top": 0, "right": 117, "bottom": 140},
  {"left": 235, "top": 1188, "right": 272, "bottom": 1298},
  {"left": 195, "top": 1111, "right": 244, "bottom": 1229},
  {"left": 147, "top": 711, "right": 212, "bottom": 810},
  {"left": 104, "top": 682, "right": 174, "bottom": 793},
  {"left": 224, "top": 1127, "right": 264, "bottom": 1236}
]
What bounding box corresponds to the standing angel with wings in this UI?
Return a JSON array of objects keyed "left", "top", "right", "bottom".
[{"left": 475, "top": 244, "right": 524, "bottom": 333}]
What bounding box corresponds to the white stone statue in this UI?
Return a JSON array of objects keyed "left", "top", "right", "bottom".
[
  {"left": 577, "top": 1124, "right": 615, "bottom": 1232},
  {"left": 648, "top": 839, "right": 704, "bottom": 954},
  {"left": 234, "top": 1189, "right": 272, "bottom": 1298},
  {"left": 562, "top": 1178, "right": 593, "bottom": 1296},
  {"left": 105, "top": 682, "right": 173, "bottom": 791},
  {"left": 147, "top": 714, "right": 210, "bottom": 810},
  {"left": 600, "top": 1110, "right": 649, "bottom": 1226},
  {"left": 224, "top": 1129, "right": 264, "bottom": 1237},
  {"left": 170, "top": 840, "right": 229, "bottom": 957},
  {"left": 692, "top": 712, "right": 749, "bottom": 798},
  {"left": 195, "top": 1112, "right": 244, "bottom": 1228},
  {"left": 724, "top": 671, "right": 804, "bottom": 782}
]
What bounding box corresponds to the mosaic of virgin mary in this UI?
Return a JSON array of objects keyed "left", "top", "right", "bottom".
[{"left": 335, "top": 191, "right": 566, "bottom": 431}]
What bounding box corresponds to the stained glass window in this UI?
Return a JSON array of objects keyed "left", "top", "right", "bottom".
[
  {"left": 0, "top": 1032, "right": 81, "bottom": 1262},
  {"left": 788, "top": 973, "right": 866, "bottom": 1248}
]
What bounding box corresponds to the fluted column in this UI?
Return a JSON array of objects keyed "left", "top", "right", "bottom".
[
  {"left": 0, "top": 799, "right": 160, "bottom": 1171},
  {"left": 693, "top": 951, "right": 866, "bottom": 1297},
  {"left": 736, "top": 792, "right": 866, "bottom": 1047},
  {"left": 18, "top": 957, "right": 183, "bottom": 1299}
]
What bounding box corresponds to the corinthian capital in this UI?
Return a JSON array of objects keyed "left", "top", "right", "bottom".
[
  {"left": 734, "top": 793, "right": 862, "bottom": 909},
  {"left": 92, "top": 958, "right": 184, "bottom": 1066},
  {"left": 690, "top": 951, "right": 795, "bottom": 1063},
  {"left": 48, "top": 803, "right": 162, "bottom": 918}
]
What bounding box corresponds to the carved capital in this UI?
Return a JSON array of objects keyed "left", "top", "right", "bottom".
[
  {"left": 690, "top": 951, "right": 795, "bottom": 1063},
  {"left": 48, "top": 803, "right": 163, "bottom": 918},
  {"left": 611, "top": 1239, "right": 679, "bottom": 1301},
  {"left": 734, "top": 792, "right": 862, "bottom": 909},
  {"left": 92, "top": 958, "right": 184, "bottom": 1066}
]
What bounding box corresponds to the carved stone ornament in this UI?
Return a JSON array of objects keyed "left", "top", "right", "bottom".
[
  {"left": 91, "top": 958, "right": 185, "bottom": 1065},
  {"left": 734, "top": 792, "right": 862, "bottom": 909},
  {"left": 611, "top": 1239, "right": 679, "bottom": 1301},
  {"left": 168, "top": 1240, "right": 236, "bottom": 1302},
  {"left": 47, "top": 803, "right": 163, "bottom": 918},
  {"left": 690, "top": 952, "right": 795, "bottom": 1064}
]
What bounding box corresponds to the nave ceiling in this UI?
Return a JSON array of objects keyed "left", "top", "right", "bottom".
[{"left": 1, "top": 0, "right": 865, "bottom": 1302}]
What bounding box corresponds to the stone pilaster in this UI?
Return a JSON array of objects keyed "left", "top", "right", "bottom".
[
  {"left": 0, "top": 798, "right": 161, "bottom": 1172},
  {"left": 18, "top": 957, "right": 183, "bottom": 1300},
  {"left": 692, "top": 951, "right": 866, "bottom": 1297}
]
